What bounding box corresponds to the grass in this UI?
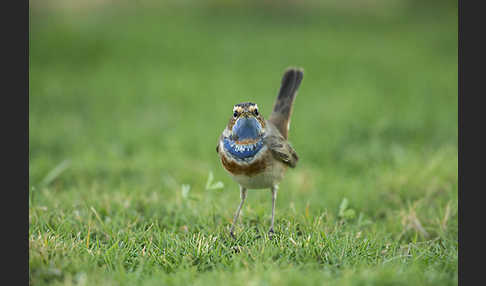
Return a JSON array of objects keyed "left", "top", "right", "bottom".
[{"left": 29, "top": 2, "right": 457, "bottom": 285}]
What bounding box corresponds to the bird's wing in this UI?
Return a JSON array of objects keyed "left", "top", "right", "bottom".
[
  {"left": 264, "top": 129, "right": 299, "bottom": 168},
  {"left": 216, "top": 133, "right": 223, "bottom": 153}
]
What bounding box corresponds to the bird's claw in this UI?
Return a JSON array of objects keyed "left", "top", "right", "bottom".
[{"left": 268, "top": 229, "right": 274, "bottom": 239}]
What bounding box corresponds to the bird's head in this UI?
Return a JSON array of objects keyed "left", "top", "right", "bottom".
[
  {"left": 227, "top": 102, "right": 265, "bottom": 141},
  {"left": 223, "top": 102, "right": 265, "bottom": 158}
]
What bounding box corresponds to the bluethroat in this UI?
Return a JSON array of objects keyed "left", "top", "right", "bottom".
[{"left": 216, "top": 67, "right": 304, "bottom": 238}]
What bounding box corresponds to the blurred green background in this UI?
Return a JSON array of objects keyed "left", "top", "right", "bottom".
[{"left": 29, "top": 0, "right": 457, "bottom": 285}]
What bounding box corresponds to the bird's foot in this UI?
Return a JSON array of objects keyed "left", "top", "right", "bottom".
[{"left": 268, "top": 229, "right": 275, "bottom": 240}]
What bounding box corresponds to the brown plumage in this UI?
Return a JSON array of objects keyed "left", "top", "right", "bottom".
[
  {"left": 216, "top": 67, "right": 304, "bottom": 238},
  {"left": 268, "top": 68, "right": 304, "bottom": 140},
  {"left": 220, "top": 150, "right": 269, "bottom": 176}
]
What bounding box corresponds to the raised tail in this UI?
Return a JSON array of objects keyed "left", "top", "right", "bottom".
[{"left": 268, "top": 67, "right": 304, "bottom": 139}]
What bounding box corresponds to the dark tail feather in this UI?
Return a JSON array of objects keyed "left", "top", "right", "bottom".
[{"left": 269, "top": 67, "right": 304, "bottom": 139}]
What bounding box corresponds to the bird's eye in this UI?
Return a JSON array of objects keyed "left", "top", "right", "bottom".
[
  {"left": 233, "top": 111, "right": 238, "bottom": 118},
  {"left": 254, "top": 109, "right": 259, "bottom": 116}
]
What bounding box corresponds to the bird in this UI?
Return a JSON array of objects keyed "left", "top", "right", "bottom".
[{"left": 216, "top": 67, "right": 304, "bottom": 238}]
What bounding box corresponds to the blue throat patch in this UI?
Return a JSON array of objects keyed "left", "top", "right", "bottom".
[
  {"left": 223, "top": 137, "right": 264, "bottom": 159},
  {"left": 232, "top": 117, "right": 261, "bottom": 140}
]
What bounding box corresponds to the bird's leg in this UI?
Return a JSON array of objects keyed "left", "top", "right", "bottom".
[
  {"left": 268, "top": 185, "right": 278, "bottom": 238},
  {"left": 230, "top": 186, "right": 247, "bottom": 238}
]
